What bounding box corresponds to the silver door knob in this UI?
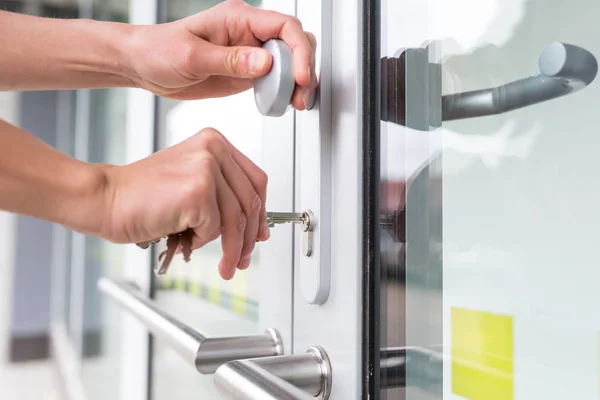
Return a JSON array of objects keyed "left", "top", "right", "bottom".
[
  {"left": 214, "top": 346, "right": 332, "bottom": 400},
  {"left": 253, "top": 39, "right": 317, "bottom": 117},
  {"left": 98, "top": 278, "right": 283, "bottom": 374}
]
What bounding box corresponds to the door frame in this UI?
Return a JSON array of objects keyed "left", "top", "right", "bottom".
[
  {"left": 290, "top": 0, "right": 371, "bottom": 399},
  {"left": 360, "top": 0, "right": 382, "bottom": 398},
  {"left": 117, "top": 2, "right": 158, "bottom": 400}
]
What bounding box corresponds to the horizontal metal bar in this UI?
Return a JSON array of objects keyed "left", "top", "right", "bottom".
[
  {"left": 98, "top": 278, "right": 282, "bottom": 374},
  {"left": 214, "top": 346, "right": 332, "bottom": 400},
  {"left": 380, "top": 346, "right": 443, "bottom": 393}
]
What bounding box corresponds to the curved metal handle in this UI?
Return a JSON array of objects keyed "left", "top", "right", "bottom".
[
  {"left": 380, "top": 347, "right": 443, "bottom": 392},
  {"left": 214, "top": 346, "right": 332, "bottom": 400},
  {"left": 442, "top": 42, "right": 598, "bottom": 120},
  {"left": 98, "top": 278, "right": 283, "bottom": 374}
]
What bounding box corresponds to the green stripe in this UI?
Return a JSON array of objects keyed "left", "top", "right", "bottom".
[{"left": 155, "top": 278, "right": 258, "bottom": 322}]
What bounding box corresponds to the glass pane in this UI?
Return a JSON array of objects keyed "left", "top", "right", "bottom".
[
  {"left": 54, "top": 90, "right": 77, "bottom": 336},
  {"left": 80, "top": 2, "right": 130, "bottom": 398},
  {"left": 380, "top": 0, "right": 600, "bottom": 399},
  {"left": 151, "top": 2, "right": 274, "bottom": 399}
]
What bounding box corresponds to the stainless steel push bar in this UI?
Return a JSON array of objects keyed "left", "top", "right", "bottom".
[
  {"left": 98, "top": 278, "right": 282, "bottom": 374},
  {"left": 214, "top": 346, "right": 332, "bottom": 400}
]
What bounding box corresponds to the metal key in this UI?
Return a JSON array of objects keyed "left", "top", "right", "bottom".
[
  {"left": 266, "top": 211, "right": 306, "bottom": 227},
  {"left": 268, "top": 211, "right": 315, "bottom": 257},
  {"left": 136, "top": 211, "right": 315, "bottom": 253}
]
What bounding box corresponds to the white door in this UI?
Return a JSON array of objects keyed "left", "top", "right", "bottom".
[
  {"left": 100, "top": 1, "right": 313, "bottom": 399},
  {"left": 99, "top": 0, "right": 379, "bottom": 398},
  {"left": 99, "top": 0, "right": 393, "bottom": 398}
]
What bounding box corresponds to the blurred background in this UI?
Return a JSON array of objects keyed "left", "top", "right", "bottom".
[
  {"left": 0, "top": 1, "right": 264, "bottom": 399},
  {"left": 0, "top": 1, "right": 128, "bottom": 399}
]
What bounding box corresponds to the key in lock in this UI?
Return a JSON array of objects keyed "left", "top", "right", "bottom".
[
  {"left": 266, "top": 211, "right": 315, "bottom": 257},
  {"left": 137, "top": 210, "right": 316, "bottom": 275}
]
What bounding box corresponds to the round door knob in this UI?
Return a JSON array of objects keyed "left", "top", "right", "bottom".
[{"left": 253, "top": 39, "right": 316, "bottom": 117}]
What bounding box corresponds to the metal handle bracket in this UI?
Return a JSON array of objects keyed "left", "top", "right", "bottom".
[{"left": 214, "top": 346, "right": 332, "bottom": 400}]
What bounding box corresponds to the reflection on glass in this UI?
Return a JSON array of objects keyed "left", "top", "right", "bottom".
[
  {"left": 81, "top": 87, "right": 128, "bottom": 400},
  {"left": 80, "top": 2, "right": 129, "bottom": 398},
  {"left": 152, "top": 2, "right": 266, "bottom": 399},
  {"left": 380, "top": 0, "right": 600, "bottom": 399},
  {"left": 165, "top": 0, "right": 262, "bottom": 21}
]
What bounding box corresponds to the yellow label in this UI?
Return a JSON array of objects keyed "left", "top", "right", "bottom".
[
  {"left": 451, "top": 307, "right": 514, "bottom": 400},
  {"left": 174, "top": 278, "right": 185, "bottom": 291},
  {"left": 208, "top": 270, "right": 221, "bottom": 304},
  {"left": 598, "top": 332, "right": 600, "bottom": 400},
  {"left": 230, "top": 269, "right": 247, "bottom": 315}
]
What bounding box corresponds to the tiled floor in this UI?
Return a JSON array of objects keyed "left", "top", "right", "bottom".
[{"left": 0, "top": 359, "right": 62, "bottom": 400}]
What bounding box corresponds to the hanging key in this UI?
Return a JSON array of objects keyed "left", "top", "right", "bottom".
[{"left": 267, "top": 211, "right": 315, "bottom": 257}]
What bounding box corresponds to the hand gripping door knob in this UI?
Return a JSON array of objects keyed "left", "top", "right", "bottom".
[{"left": 253, "top": 39, "right": 317, "bottom": 117}]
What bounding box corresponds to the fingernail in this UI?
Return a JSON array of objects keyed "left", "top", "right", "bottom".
[
  {"left": 227, "top": 267, "right": 236, "bottom": 280},
  {"left": 261, "top": 223, "right": 271, "bottom": 240},
  {"left": 249, "top": 50, "right": 269, "bottom": 74},
  {"left": 239, "top": 256, "right": 251, "bottom": 270},
  {"left": 220, "top": 260, "right": 236, "bottom": 280},
  {"left": 304, "top": 90, "right": 315, "bottom": 109}
]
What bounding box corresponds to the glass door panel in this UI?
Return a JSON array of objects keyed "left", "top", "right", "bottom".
[
  {"left": 379, "top": 0, "right": 600, "bottom": 399},
  {"left": 149, "top": 2, "right": 295, "bottom": 399},
  {"left": 80, "top": 2, "right": 130, "bottom": 398}
]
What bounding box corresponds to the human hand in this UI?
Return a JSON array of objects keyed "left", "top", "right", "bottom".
[
  {"left": 125, "top": 0, "right": 317, "bottom": 110},
  {"left": 100, "top": 128, "right": 269, "bottom": 280}
]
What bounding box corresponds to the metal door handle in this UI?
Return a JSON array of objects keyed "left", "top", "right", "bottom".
[
  {"left": 380, "top": 347, "right": 443, "bottom": 392},
  {"left": 382, "top": 42, "right": 597, "bottom": 126},
  {"left": 214, "top": 346, "right": 332, "bottom": 400},
  {"left": 98, "top": 278, "right": 283, "bottom": 374},
  {"left": 442, "top": 42, "right": 597, "bottom": 120},
  {"left": 253, "top": 39, "right": 317, "bottom": 117}
]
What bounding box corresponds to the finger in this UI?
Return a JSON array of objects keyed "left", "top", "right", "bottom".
[
  {"left": 214, "top": 146, "right": 261, "bottom": 270},
  {"left": 243, "top": 8, "right": 312, "bottom": 87},
  {"left": 291, "top": 32, "right": 318, "bottom": 110},
  {"left": 215, "top": 168, "right": 245, "bottom": 280},
  {"left": 188, "top": 158, "right": 221, "bottom": 251},
  {"left": 162, "top": 76, "right": 253, "bottom": 101},
  {"left": 214, "top": 133, "right": 270, "bottom": 242},
  {"left": 199, "top": 41, "right": 273, "bottom": 79}
]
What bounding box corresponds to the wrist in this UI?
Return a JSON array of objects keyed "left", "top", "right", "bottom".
[
  {"left": 58, "top": 162, "right": 114, "bottom": 240},
  {"left": 63, "top": 18, "right": 140, "bottom": 89}
]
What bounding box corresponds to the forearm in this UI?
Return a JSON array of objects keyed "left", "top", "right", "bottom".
[
  {"left": 0, "top": 119, "right": 109, "bottom": 237},
  {"left": 0, "top": 10, "right": 136, "bottom": 91}
]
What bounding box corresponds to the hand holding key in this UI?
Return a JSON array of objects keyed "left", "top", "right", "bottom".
[
  {"left": 140, "top": 211, "right": 315, "bottom": 276},
  {"left": 101, "top": 127, "right": 269, "bottom": 281}
]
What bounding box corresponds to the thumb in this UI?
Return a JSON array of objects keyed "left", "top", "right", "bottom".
[{"left": 203, "top": 43, "right": 273, "bottom": 78}]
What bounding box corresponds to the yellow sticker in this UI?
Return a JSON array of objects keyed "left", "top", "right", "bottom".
[
  {"left": 598, "top": 332, "right": 600, "bottom": 400},
  {"left": 231, "top": 270, "right": 247, "bottom": 315},
  {"left": 208, "top": 269, "right": 221, "bottom": 305},
  {"left": 451, "top": 307, "right": 513, "bottom": 400}
]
